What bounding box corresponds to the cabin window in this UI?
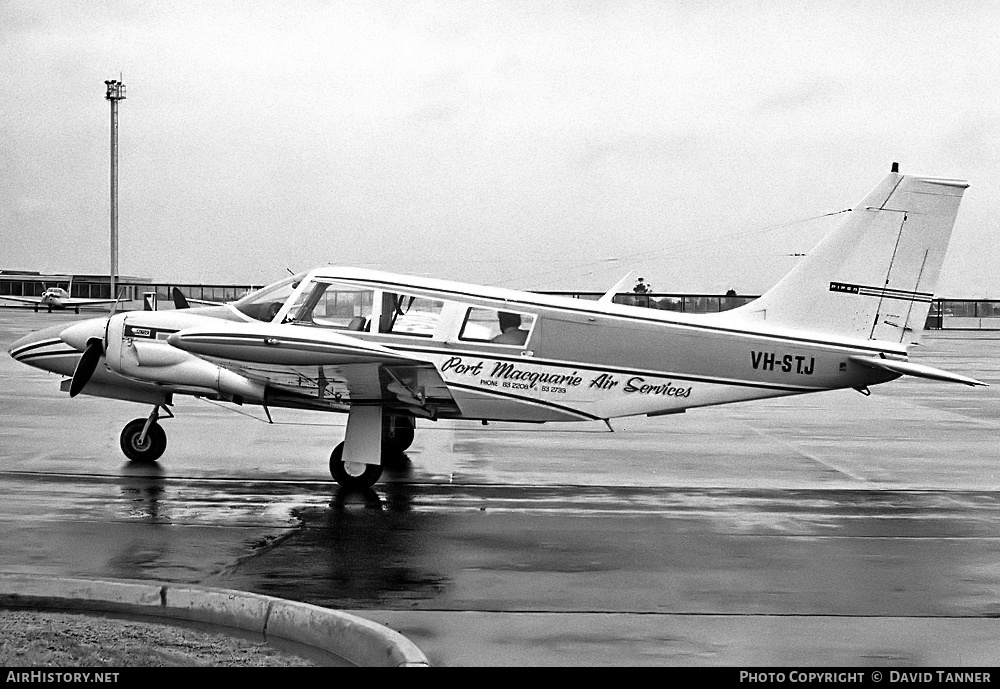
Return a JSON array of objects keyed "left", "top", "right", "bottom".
[
  {"left": 378, "top": 293, "right": 444, "bottom": 337},
  {"left": 459, "top": 308, "right": 534, "bottom": 346},
  {"left": 287, "top": 280, "right": 374, "bottom": 330}
]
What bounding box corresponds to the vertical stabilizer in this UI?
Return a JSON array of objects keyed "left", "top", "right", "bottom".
[{"left": 723, "top": 169, "right": 968, "bottom": 343}]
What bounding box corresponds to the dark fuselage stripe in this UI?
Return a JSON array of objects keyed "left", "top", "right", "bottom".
[
  {"left": 17, "top": 348, "right": 80, "bottom": 363},
  {"left": 9, "top": 338, "right": 64, "bottom": 359}
]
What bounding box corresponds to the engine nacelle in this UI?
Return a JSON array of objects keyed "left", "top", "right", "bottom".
[{"left": 105, "top": 312, "right": 266, "bottom": 403}]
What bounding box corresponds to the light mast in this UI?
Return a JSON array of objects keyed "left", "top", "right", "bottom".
[{"left": 105, "top": 79, "right": 126, "bottom": 300}]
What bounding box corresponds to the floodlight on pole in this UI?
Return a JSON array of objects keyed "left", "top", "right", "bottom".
[{"left": 105, "top": 79, "right": 126, "bottom": 300}]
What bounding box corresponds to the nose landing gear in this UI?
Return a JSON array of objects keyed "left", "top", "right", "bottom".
[{"left": 120, "top": 405, "right": 173, "bottom": 463}]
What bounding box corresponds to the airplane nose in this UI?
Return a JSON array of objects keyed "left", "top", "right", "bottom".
[
  {"left": 59, "top": 317, "right": 109, "bottom": 352},
  {"left": 8, "top": 322, "right": 74, "bottom": 363}
]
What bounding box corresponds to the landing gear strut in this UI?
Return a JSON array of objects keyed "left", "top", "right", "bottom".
[{"left": 120, "top": 405, "right": 172, "bottom": 463}]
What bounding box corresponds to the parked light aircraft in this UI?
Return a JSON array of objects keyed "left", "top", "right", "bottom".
[
  {"left": 1, "top": 281, "right": 119, "bottom": 313},
  {"left": 8, "top": 167, "right": 986, "bottom": 488},
  {"left": 170, "top": 287, "right": 232, "bottom": 309}
]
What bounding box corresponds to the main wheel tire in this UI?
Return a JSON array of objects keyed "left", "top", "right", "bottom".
[
  {"left": 120, "top": 419, "right": 167, "bottom": 462},
  {"left": 382, "top": 414, "right": 415, "bottom": 454},
  {"left": 329, "top": 442, "right": 383, "bottom": 489}
]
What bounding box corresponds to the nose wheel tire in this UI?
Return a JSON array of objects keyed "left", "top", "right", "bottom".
[
  {"left": 329, "top": 442, "right": 383, "bottom": 489},
  {"left": 120, "top": 418, "right": 167, "bottom": 463}
]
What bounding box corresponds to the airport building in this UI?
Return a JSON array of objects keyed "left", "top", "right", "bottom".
[
  {"left": 2, "top": 269, "right": 998, "bottom": 330},
  {"left": 0, "top": 271, "right": 258, "bottom": 310}
]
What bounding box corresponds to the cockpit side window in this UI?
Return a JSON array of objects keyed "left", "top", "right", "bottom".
[
  {"left": 378, "top": 292, "right": 444, "bottom": 337},
  {"left": 287, "top": 281, "right": 374, "bottom": 330},
  {"left": 459, "top": 307, "right": 534, "bottom": 346}
]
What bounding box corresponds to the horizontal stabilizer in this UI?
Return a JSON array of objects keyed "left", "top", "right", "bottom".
[{"left": 849, "top": 355, "right": 987, "bottom": 387}]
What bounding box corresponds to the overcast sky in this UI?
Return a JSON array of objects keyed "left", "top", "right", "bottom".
[{"left": 2, "top": 1, "right": 998, "bottom": 296}]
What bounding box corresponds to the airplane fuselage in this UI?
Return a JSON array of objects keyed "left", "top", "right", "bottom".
[{"left": 12, "top": 270, "right": 902, "bottom": 426}]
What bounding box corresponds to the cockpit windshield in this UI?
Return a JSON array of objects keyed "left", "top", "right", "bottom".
[{"left": 233, "top": 272, "right": 307, "bottom": 322}]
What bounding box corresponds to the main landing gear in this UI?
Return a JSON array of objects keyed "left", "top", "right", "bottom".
[
  {"left": 329, "top": 412, "right": 414, "bottom": 490},
  {"left": 382, "top": 413, "right": 415, "bottom": 455},
  {"left": 113, "top": 403, "right": 413, "bottom": 487},
  {"left": 120, "top": 405, "right": 173, "bottom": 463}
]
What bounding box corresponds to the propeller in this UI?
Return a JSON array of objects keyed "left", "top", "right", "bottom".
[{"left": 69, "top": 337, "right": 104, "bottom": 398}]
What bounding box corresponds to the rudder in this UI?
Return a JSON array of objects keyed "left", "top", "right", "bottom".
[{"left": 723, "top": 168, "right": 968, "bottom": 344}]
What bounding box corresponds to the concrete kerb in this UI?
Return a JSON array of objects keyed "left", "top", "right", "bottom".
[{"left": 0, "top": 573, "right": 428, "bottom": 667}]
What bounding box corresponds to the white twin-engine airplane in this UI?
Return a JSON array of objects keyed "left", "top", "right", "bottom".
[
  {"left": 1, "top": 282, "right": 118, "bottom": 313},
  {"left": 8, "top": 167, "right": 986, "bottom": 488}
]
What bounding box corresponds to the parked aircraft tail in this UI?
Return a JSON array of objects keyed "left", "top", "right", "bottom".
[
  {"left": 172, "top": 287, "right": 191, "bottom": 309},
  {"left": 724, "top": 165, "right": 968, "bottom": 344}
]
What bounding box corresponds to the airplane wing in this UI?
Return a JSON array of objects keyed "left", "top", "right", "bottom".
[
  {"left": 63, "top": 298, "right": 120, "bottom": 306},
  {"left": 0, "top": 296, "right": 47, "bottom": 305},
  {"left": 167, "top": 322, "right": 459, "bottom": 418}
]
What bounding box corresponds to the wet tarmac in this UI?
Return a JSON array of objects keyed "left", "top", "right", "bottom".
[{"left": 2, "top": 309, "right": 1000, "bottom": 666}]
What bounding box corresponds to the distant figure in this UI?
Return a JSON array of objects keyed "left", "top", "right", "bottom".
[
  {"left": 633, "top": 277, "right": 650, "bottom": 294},
  {"left": 491, "top": 312, "right": 528, "bottom": 345},
  {"left": 725, "top": 289, "right": 737, "bottom": 297}
]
